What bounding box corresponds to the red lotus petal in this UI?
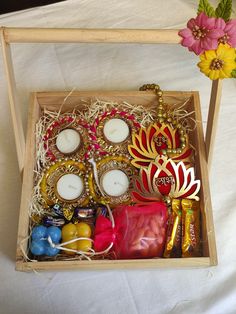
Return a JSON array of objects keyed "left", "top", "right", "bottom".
[
  {"left": 129, "top": 146, "right": 146, "bottom": 159},
  {"left": 141, "top": 129, "right": 148, "bottom": 151},
  {"left": 187, "top": 171, "right": 192, "bottom": 184},
  {"left": 149, "top": 125, "right": 157, "bottom": 142},
  {"left": 181, "top": 183, "right": 199, "bottom": 199},
  {"left": 135, "top": 179, "right": 143, "bottom": 194},
  {"left": 134, "top": 136, "right": 141, "bottom": 150},
  {"left": 150, "top": 163, "right": 158, "bottom": 180},
  {"left": 141, "top": 169, "right": 150, "bottom": 193},
  {"left": 135, "top": 161, "right": 151, "bottom": 167},
  {"left": 132, "top": 191, "right": 153, "bottom": 203},
  {"left": 178, "top": 164, "right": 185, "bottom": 190}
]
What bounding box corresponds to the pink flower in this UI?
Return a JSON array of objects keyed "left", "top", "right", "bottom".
[
  {"left": 217, "top": 19, "right": 236, "bottom": 47},
  {"left": 179, "top": 12, "right": 224, "bottom": 55}
]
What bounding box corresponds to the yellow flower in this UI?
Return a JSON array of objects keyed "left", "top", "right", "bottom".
[{"left": 197, "top": 44, "right": 236, "bottom": 80}]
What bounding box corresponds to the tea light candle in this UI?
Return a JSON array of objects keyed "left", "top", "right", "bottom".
[
  {"left": 103, "top": 118, "right": 130, "bottom": 143},
  {"left": 101, "top": 170, "right": 129, "bottom": 197},
  {"left": 56, "top": 129, "right": 81, "bottom": 154},
  {"left": 57, "top": 174, "right": 84, "bottom": 200}
]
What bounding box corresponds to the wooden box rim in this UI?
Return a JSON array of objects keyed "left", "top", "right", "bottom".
[{"left": 15, "top": 90, "right": 217, "bottom": 272}]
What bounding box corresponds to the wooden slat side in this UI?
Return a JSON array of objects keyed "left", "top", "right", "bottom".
[
  {"left": 16, "top": 257, "right": 211, "bottom": 272},
  {"left": 0, "top": 28, "right": 25, "bottom": 173},
  {"left": 174, "top": 94, "right": 211, "bottom": 258},
  {"left": 36, "top": 90, "right": 193, "bottom": 112},
  {"left": 205, "top": 79, "right": 223, "bottom": 168},
  {"left": 36, "top": 90, "right": 193, "bottom": 99},
  {"left": 16, "top": 93, "right": 41, "bottom": 264},
  {"left": 3, "top": 28, "right": 180, "bottom": 44},
  {"left": 192, "top": 92, "right": 217, "bottom": 266}
]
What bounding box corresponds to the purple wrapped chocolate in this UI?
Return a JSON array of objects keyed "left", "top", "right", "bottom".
[{"left": 43, "top": 215, "right": 65, "bottom": 227}]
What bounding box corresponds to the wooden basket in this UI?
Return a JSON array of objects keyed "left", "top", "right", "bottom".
[{"left": 0, "top": 27, "right": 219, "bottom": 271}]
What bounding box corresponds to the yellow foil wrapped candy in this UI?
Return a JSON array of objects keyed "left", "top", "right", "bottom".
[
  {"left": 164, "top": 199, "right": 182, "bottom": 258},
  {"left": 181, "top": 199, "right": 201, "bottom": 257}
]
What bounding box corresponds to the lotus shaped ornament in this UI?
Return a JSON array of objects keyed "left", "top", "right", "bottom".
[
  {"left": 128, "top": 123, "right": 193, "bottom": 169},
  {"left": 132, "top": 156, "right": 200, "bottom": 203}
]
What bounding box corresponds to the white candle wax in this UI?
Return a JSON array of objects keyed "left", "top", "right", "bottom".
[
  {"left": 103, "top": 118, "right": 130, "bottom": 143},
  {"left": 101, "top": 170, "right": 129, "bottom": 197},
  {"left": 56, "top": 129, "right": 81, "bottom": 154},
  {"left": 57, "top": 174, "right": 84, "bottom": 200}
]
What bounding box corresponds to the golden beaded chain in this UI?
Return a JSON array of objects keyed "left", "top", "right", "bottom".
[{"left": 139, "top": 83, "right": 187, "bottom": 155}]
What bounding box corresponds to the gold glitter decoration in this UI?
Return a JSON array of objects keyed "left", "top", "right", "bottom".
[
  {"left": 88, "top": 155, "right": 137, "bottom": 207},
  {"left": 40, "top": 159, "right": 90, "bottom": 208}
]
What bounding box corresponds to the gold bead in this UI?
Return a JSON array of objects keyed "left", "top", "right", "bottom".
[
  {"left": 154, "top": 85, "right": 160, "bottom": 90},
  {"left": 161, "top": 149, "right": 167, "bottom": 155},
  {"left": 159, "top": 98, "right": 163, "bottom": 103},
  {"left": 159, "top": 117, "right": 164, "bottom": 123},
  {"left": 151, "top": 84, "right": 155, "bottom": 89},
  {"left": 158, "top": 91, "right": 163, "bottom": 97},
  {"left": 172, "top": 149, "right": 177, "bottom": 154},
  {"left": 180, "top": 136, "right": 185, "bottom": 142},
  {"left": 181, "top": 143, "right": 186, "bottom": 149},
  {"left": 164, "top": 196, "right": 171, "bottom": 205}
]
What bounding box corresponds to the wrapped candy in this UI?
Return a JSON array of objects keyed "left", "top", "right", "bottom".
[
  {"left": 164, "top": 199, "right": 182, "bottom": 258},
  {"left": 42, "top": 216, "right": 65, "bottom": 227},
  {"left": 94, "top": 202, "right": 168, "bottom": 259},
  {"left": 181, "top": 199, "right": 201, "bottom": 257}
]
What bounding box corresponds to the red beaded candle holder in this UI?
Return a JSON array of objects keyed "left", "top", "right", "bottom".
[
  {"left": 87, "top": 109, "right": 141, "bottom": 158},
  {"left": 43, "top": 116, "right": 90, "bottom": 161}
]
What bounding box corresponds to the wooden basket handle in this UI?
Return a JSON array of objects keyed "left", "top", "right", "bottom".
[{"left": 0, "top": 27, "right": 222, "bottom": 173}]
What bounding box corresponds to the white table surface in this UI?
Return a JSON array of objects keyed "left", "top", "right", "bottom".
[{"left": 0, "top": 1, "right": 236, "bottom": 313}]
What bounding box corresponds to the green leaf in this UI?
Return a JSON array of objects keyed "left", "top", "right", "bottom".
[
  {"left": 198, "top": 0, "right": 216, "bottom": 17},
  {"left": 215, "top": 0, "right": 232, "bottom": 21},
  {"left": 231, "top": 69, "right": 236, "bottom": 78}
]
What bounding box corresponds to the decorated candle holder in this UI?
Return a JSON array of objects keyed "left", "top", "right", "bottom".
[
  {"left": 88, "top": 109, "right": 141, "bottom": 157},
  {"left": 128, "top": 84, "right": 193, "bottom": 168},
  {"left": 40, "top": 159, "right": 91, "bottom": 209},
  {"left": 43, "top": 116, "right": 90, "bottom": 161},
  {"left": 88, "top": 155, "right": 137, "bottom": 207}
]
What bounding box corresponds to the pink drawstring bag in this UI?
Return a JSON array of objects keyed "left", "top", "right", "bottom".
[{"left": 94, "top": 202, "right": 168, "bottom": 259}]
